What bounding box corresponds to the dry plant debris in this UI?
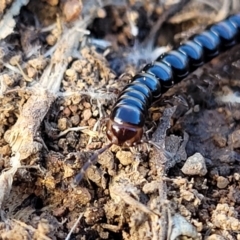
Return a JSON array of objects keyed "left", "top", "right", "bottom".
[
  {"left": 0, "top": 0, "right": 240, "bottom": 239},
  {"left": 0, "top": 0, "right": 29, "bottom": 40}
]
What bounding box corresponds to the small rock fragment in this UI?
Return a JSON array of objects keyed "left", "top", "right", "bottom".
[
  {"left": 88, "top": 118, "right": 96, "bottom": 127},
  {"left": 63, "top": 107, "right": 71, "bottom": 117},
  {"left": 116, "top": 150, "right": 134, "bottom": 166},
  {"left": 233, "top": 173, "right": 240, "bottom": 181},
  {"left": 62, "top": 0, "right": 82, "bottom": 22},
  {"left": 142, "top": 181, "right": 159, "bottom": 194},
  {"left": 92, "top": 109, "right": 99, "bottom": 117},
  {"left": 83, "top": 102, "right": 91, "bottom": 108},
  {"left": 46, "top": 34, "right": 57, "bottom": 46},
  {"left": 82, "top": 109, "right": 92, "bottom": 121},
  {"left": 218, "top": 148, "right": 235, "bottom": 164},
  {"left": 213, "top": 134, "right": 227, "bottom": 147},
  {"left": 71, "top": 95, "right": 81, "bottom": 105},
  {"left": 58, "top": 117, "right": 68, "bottom": 130},
  {"left": 211, "top": 203, "right": 240, "bottom": 231},
  {"left": 217, "top": 176, "right": 229, "bottom": 189},
  {"left": 229, "top": 129, "right": 240, "bottom": 149},
  {"left": 181, "top": 153, "right": 207, "bottom": 176},
  {"left": 193, "top": 104, "right": 200, "bottom": 112},
  {"left": 27, "top": 67, "right": 37, "bottom": 78},
  {"left": 69, "top": 105, "right": 78, "bottom": 113},
  {"left": 71, "top": 114, "right": 80, "bottom": 126},
  {"left": 65, "top": 69, "right": 77, "bottom": 81},
  {"left": 170, "top": 213, "right": 199, "bottom": 240},
  {"left": 0, "top": 145, "right": 10, "bottom": 156}
]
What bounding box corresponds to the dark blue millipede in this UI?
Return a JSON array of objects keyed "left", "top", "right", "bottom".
[{"left": 74, "top": 13, "right": 240, "bottom": 185}]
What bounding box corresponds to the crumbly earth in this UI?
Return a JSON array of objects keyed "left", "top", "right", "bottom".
[{"left": 0, "top": 1, "right": 240, "bottom": 240}]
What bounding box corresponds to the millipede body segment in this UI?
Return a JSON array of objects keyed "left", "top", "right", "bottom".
[
  {"left": 106, "top": 13, "right": 240, "bottom": 146},
  {"left": 74, "top": 13, "right": 240, "bottom": 185}
]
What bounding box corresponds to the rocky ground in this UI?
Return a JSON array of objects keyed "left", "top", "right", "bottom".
[{"left": 0, "top": 0, "right": 240, "bottom": 239}]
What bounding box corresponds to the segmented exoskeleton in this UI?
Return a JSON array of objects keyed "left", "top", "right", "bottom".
[{"left": 74, "top": 13, "right": 240, "bottom": 185}]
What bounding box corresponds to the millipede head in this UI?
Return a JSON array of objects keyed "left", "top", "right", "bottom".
[{"left": 106, "top": 118, "right": 143, "bottom": 146}]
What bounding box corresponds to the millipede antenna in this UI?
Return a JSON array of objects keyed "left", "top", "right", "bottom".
[{"left": 73, "top": 143, "right": 113, "bottom": 185}]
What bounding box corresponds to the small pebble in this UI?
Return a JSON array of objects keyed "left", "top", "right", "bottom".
[
  {"left": 71, "top": 114, "right": 80, "bottom": 126},
  {"left": 72, "top": 60, "right": 83, "bottom": 73},
  {"left": 152, "top": 112, "right": 161, "bottom": 121},
  {"left": 8, "top": 117, "right": 15, "bottom": 124},
  {"left": 65, "top": 69, "right": 77, "bottom": 81},
  {"left": 97, "top": 8, "right": 106, "bottom": 18},
  {"left": 27, "top": 67, "right": 37, "bottom": 78},
  {"left": 233, "top": 173, "right": 240, "bottom": 181},
  {"left": 0, "top": 145, "right": 10, "bottom": 155},
  {"left": 82, "top": 109, "right": 92, "bottom": 121},
  {"left": 213, "top": 134, "right": 227, "bottom": 147},
  {"left": 229, "top": 129, "right": 240, "bottom": 149},
  {"left": 193, "top": 104, "right": 200, "bottom": 112},
  {"left": 46, "top": 34, "right": 57, "bottom": 46},
  {"left": 217, "top": 176, "right": 229, "bottom": 189},
  {"left": 181, "top": 153, "right": 207, "bottom": 176},
  {"left": 71, "top": 95, "right": 81, "bottom": 105},
  {"left": 218, "top": 149, "right": 235, "bottom": 164},
  {"left": 142, "top": 181, "right": 159, "bottom": 194},
  {"left": 92, "top": 109, "right": 99, "bottom": 117},
  {"left": 88, "top": 118, "right": 97, "bottom": 127},
  {"left": 116, "top": 150, "right": 134, "bottom": 166},
  {"left": 63, "top": 107, "right": 71, "bottom": 117},
  {"left": 62, "top": 0, "right": 82, "bottom": 22},
  {"left": 83, "top": 102, "right": 91, "bottom": 108},
  {"left": 58, "top": 118, "right": 68, "bottom": 131},
  {"left": 69, "top": 105, "right": 78, "bottom": 114}
]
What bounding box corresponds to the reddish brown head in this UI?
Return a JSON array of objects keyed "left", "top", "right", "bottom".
[
  {"left": 106, "top": 105, "right": 144, "bottom": 146},
  {"left": 106, "top": 119, "right": 143, "bottom": 146}
]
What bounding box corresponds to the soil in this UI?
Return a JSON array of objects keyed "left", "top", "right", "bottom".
[{"left": 0, "top": 0, "right": 240, "bottom": 239}]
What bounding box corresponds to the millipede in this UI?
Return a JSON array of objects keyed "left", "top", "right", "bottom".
[{"left": 74, "top": 13, "right": 240, "bottom": 185}]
